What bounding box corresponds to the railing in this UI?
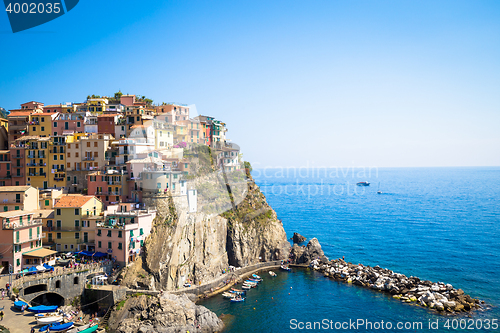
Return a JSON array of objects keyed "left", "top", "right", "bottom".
[
  {"left": 83, "top": 156, "right": 95, "bottom": 161},
  {"left": 3, "top": 218, "right": 42, "bottom": 230}
]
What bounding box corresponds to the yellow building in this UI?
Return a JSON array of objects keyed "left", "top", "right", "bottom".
[
  {"left": 28, "top": 113, "right": 56, "bottom": 137},
  {"left": 51, "top": 194, "right": 103, "bottom": 252},
  {"left": 87, "top": 98, "right": 108, "bottom": 113},
  {"left": 0, "top": 186, "right": 39, "bottom": 212},
  {"left": 25, "top": 136, "right": 50, "bottom": 189},
  {"left": 48, "top": 136, "right": 67, "bottom": 189}
]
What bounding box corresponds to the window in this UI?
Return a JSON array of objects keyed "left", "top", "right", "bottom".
[
  {"left": 53, "top": 122, "right": 57, "bottom": 127},
  {"left": 56, "top": 220, "right": 61, "bottom": 227},
  {"left": 97, "top": 229, "right": 101, "bottom": 236},
  {"left": 107, "top": 230, "right": 112, "bottom": 237},
  {"left": 41, "top": 126, "right": 45, "bottom": 131},
  {"left": 3, "top": 207, "right": 6, "bottom": 212},
  {"left": 57, "top": 233, "right": 61, "bottom": 239},
  {"left": 98, "top": 241, "right": 102, "bottom": 248},
  {"left": 16, "top": 258, "right": 20, "bottom": 266},
  {"left": 77, "top": 122, "right": 81, "bottom": 128},
  {"left": 56, "top": 209, "right": 61, "bottom": 215},
  {"left": 45, "top": 200, "right": 49, "bottom": 206},
  {"left": 130, "top": 230, "right": 134, "bottom": 237},
  {"left": 73, "top": 277, "right": 79, "bottom": 284},
  {"left": 75, "top": 233, "right": 79, "bottom": 239},
  {"left": 75, "top": 208, "right": 80, "bottom": 215},
  {"left": 55, "top": 280, "right": 61, "bottom": 288},
  {"left": 118, "top": 242, "right": 122, "bottom": 250},
  {"left": 60, "top": 155, "right": 64, "bottom": 160},
  {"left": 75, "top": 220, "right": 79, "bottom": 227},
  {"left": 76, "top": 144, "right": 79, "bottom": 149},
  {"left": 94, "top": 142, "right": 98, "bottom": 147},
  {"left": 53, "top": 155, "right": 57, "bottom": 161},
  {"left": 118, "top": 230, "right": 122, "bottom": 238},
  {"left": 140, "top": 228, "right": 144, "bottom": 235},
  {"left": 108, "top": 242, "right": 112, "bottom": 249},
  {"left": 87, "top": 142, "right": 90, "bottom": 147},
  {"left": 29, "top": 228, "right": 32, "bottom": 239}
]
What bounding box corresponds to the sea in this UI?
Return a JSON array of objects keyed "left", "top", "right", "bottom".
[{"left": 199, "top": 167, "right": 500, "bottom": 332}]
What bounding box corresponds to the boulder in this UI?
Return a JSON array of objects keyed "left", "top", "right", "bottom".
[
  {"left": 291, "top": 232, "right": 307, "bottom": 243},
  {"left": 291, "top": 238, "right": 328, "bottom": 265}
]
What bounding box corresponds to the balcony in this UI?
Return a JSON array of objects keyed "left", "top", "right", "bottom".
[
  {"left": 0, "top": 175, "right": 12, "bottom": 179},
  {"left": 43, "top": 226, "right": 81, "bottom": 232},
  {"left": 4, "top": 218, "right": 42, "bottom": 230},
  {"left": 12, "top": 155, "right": 22, "bottom": 159},
  {"left": 54, "top": 177, "right": 65, "bottom": 181},
  {"left": 83, "top": 156, "right": 95, "bottom": 161}
]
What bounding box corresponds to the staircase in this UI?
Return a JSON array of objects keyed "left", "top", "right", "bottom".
[{"left": 99, "top": 306, "right": 112, "bottom": 329}]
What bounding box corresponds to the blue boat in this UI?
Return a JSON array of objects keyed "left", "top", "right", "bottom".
[
  {"left": 14, "top": 300, "right": 28, "bottom": 310},
  {"left": 230, "top": 297, "right": 245, "bottom": 302},
  {"left": 39, "top": 323, "right": 54, "bottom": 332},
  {"left": 49, "top": 322, "right": 74, "bottom": 331},
  {"left": 27, "top": 305, "right": 59, "bottom": 313}
]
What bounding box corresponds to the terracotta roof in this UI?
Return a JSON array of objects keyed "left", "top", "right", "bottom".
[
  {"left": 8, "top": 111, "right": 34, "bottom": 116},
  {"left": 0, "top": 186, "right": 32, "bottom": 192},
  {"left": 54, "top": 195, "right": 96, "bottom": 208}
]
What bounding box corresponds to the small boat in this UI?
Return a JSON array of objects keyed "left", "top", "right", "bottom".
[
  {"left": 244, "top": 281, "right": 257, "bottom": 286},
  {"left": 356, "top": 181, "right": 370, "bottom": 186},
  {"left": 252, "top": 274, "right": 261, "bottom": 279},
  {"left": 247, "top": 278, "right": 260, "bottom": 283},
  {"left": 222, "top": 292, "right": 235, "bottom": 299},
  {"left": 280, "top": 265, "right": 291, "bottom": 271},
  {"left": 39, "top": 324, "right": 54, "bottom": 332},
  {"left": 36, "top": 313, "right": 64, "bottom": 325},
  {"left": 241, "top": 284, "right": 252, "bottom": 290},
  {"left": 230, "top": 297, "right": 245, "bottom": 302},
  {"left": 28, "top": 305, "right": 59, "bottom": 313},
  {"left": 49, "top": 322, "right": 74, "bottom": 332},
  {"left": 229, "top": 290, "right": 245, "bottom": 295},
  {"left": 269, "top": 271, "right": 277, "bottom": 277},
  {"left": 67, "top": 324, "right": 98, "bottom": 333},
  {"left": 14, "top": 300, "right": 29, "bottom": 310},
  {"left": 377, "top": 182, "right": 382, "bottom": 194},
  {"left": 231, "top": 288, "right": 245, "bottom": 293}
]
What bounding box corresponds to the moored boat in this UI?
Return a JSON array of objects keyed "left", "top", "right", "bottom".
[
  {"left": 49, "top": 321, "right": 74, "bottom": 332},
  {"left": 36, "top": 312, "right": 64, "bottom": 325},
  {"left": 231, "top": 288, "right": 245, "bottom": 293},
  {"left": 28, "top": 305, "right": 59, "bottom": 313},
  {"left": 222, "top": 292, "right": 235, "bottom": 299},
  {"left": 356, "top": 181, "right": 370, "bottom": 186},
  {"left": 14, "top": 300, "right": 28, "bottom": 310},
  {"left": 269, "top": 271, "right": 277, "bottom": 277},
  {"left": 241, "top": 284, "right": 251, "bottom": 290},
  {"left": 229, "top": 290, "right": 245, "bottom": 295},
  {"left": 230, "top": 296, "right": 245, "bottom": 302},
  {"left": 67, "top": 324, "right": 98, "bottom": 333},
  {"left": 280, "top": 265, "right": 291, "bottom": 271},
  {"left": 252, "top": 274, "right": 261, "bottom": 279}
]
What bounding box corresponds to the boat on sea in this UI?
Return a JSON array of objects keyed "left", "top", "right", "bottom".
[
  {"left": 269, "top": 271, "right": 277, "bottom": 277},
  {"left": 241, "top": 284, "right": 252, "bottom": 290},
  {"left": 67, "top": 324, "right": 98, "bottom": 333},
  {"left": 231, "top": 288, "right": 245, "bottom": 293},
  {"left": 377, "top": 182, "right": 382, "bottom": 194},
  {"left": 356, "top": 181, "right": 370, "bottom": 186},
  {"left": 36, "top": 312, "right": 64, "bottom": 325},
  {"left": 14, "top": 300, "right": 28, "bottom": 310},
  {"left": 242, "top": 283, "right": 257, "bottom": 288},
  {"left": 49, "top": 321, "right": 74, "bottom": 332},
  {"left": 230, "top": 297, "right": 245, "bottom": 302},
  {"left": 229, "top": 290, "right": 245, "bottom": 295},
  {"left": 247, "top": 278, "right": 260, "bottom": 283},
  {"left": 28, "top": 305, "right": 59, "bottom": 313},
  {"left": 280, "top": 265, "right": 291, "bottom": 271},
  {"left": 252, "top": 274, "right": 261, "bottom": 279},
  {"left": 222, "top": 292, "right": 235, "bottom": 299},
  {"left": 244, "top": 281, "right": 257, "bottom": 286}
]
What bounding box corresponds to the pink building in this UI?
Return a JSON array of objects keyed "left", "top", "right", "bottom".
[
  {"left": 94, "top": 207, "right": 155, "bottom": 266},
  {"left": 53, "top": 113, "right": 84, "bottom": 136},
  {"left": 0, "top": 210, "right": 56, "bottom": 273},
  {"left": 87, "top": 171, "right": 124, "bottom": 208}
]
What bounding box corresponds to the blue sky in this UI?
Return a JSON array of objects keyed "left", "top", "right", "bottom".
[{"left": 1, "top": 0, "right": 499, "bottom": 167}]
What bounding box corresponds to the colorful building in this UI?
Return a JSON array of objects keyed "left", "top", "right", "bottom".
[{"left": 0, "top": 186, "right": 39, "bottom": 212}]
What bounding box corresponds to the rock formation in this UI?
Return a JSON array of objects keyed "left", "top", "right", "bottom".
[
  {"left": 109, "top": 293, "right": 224, "bottom": 333},
  {"left": 291, "top": 232, "right": 306, "bottom": 243},
  {"left": 290, "top": 238, "right": 328, "bottom": 264}
]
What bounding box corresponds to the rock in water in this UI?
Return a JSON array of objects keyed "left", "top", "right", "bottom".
[
  {"left": 292, "top": 232, "right": 307, "bottom": 243},
  {"left": 111, "top": 293, "right": 224, "bottom": 333},
  {"left": 291, "top": 238, "right": 328, "bottom": 264}
]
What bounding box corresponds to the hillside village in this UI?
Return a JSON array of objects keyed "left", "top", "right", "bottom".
[{"left": 0, "top": 93, "right": 243, "bottom": 273}]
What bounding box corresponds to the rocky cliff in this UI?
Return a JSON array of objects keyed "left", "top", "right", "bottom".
[
  {"left": 109, "top": 293, "right": 224, "bottom": 333},
  {"left": 121, "top": 169, "right": 290, "bottom": 292}
]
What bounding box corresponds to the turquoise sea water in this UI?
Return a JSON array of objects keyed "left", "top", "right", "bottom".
[{"left": 200, "top": 167, "right": 500, "bottom": 332}]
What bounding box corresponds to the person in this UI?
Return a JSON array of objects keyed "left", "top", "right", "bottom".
[
  {"left": 30, "top": 327, "right": 35, "bottom": 333},
  {"left": 1, "top": 290, "right": 4, "bottom": 300},
  {"left": 0, "top": 310, "right": 4, "bottom": 321}
]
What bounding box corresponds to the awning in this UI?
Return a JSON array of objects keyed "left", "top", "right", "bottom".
[
  {"left": 93, "top": 252, "right": 107, "bottom": 258},
  {"left": 23, "top": 248, "right": 57, "bottom": 258},
  {"left": 43, "top": 263, "right": 54, "bottom": 271},
  {"left": 28, "top": 266, "right": 38, "bottom": 272}
]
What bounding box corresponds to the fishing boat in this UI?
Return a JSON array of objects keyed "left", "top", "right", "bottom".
[
  {"left": 222, "top": 292, "right": 235, "bottom": 299},
  {"left": 28, "top": 305, "right": 59, "bottom": 313},
  {"left": 356, "top": 181, "right": 370, "bottom": 186},
  {"left": 242, "top": 283, "right": 256, "bottom": 288},
  {"left": 67, "top": 324, "right": 98, "bottom": 333},
  {"left": 229, "top": 290, "right": 245, "bottom": 295},
  {"left": 247, "top": 278, "right": 260, "bottom": 283},
  {"left": 252, "top": 274, "right": 261, "bottom": 279},
  {"left": 49, "top": 322, "right": 74, "bottom": 332},
  {"left": 280, "top": 265, "right": 291, "bottom": 271},
  {"left": 231, "top": 288, "right": 245, "bottom": 293},
  {"left": 14, "top": 300, "right": 28, "bottom": 310},
  {"left": 39, "top": 323, "right": 54, "bottom": 332},
  {"left": 230, "top": 296, "right": 245, "bottom": 302},
  {"left": 269, "top": 271, "right": 277, "bottom": 277},
  {"left": 36, "top": 313, "right": 64, "bottom": 325},
  {"left": 241, "top": 284, "right": 252, "bottom": 290},
  {"left": 244, "top": 281, "right": 257, "bottom": 286}
]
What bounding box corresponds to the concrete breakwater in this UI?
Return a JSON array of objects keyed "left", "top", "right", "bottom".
[
  {"left": 308, "top": 258, "right": 483, "bottom": 314},
  {"left": 291, "top": 238, "right": 483, "bottom": 315}
]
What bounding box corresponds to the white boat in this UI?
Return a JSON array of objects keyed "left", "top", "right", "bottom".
[
  {"left": 269, "top": 271, "right": 277, "bottom": 277},
  {"left": 36, "top": 312, "right": 64, "bottom": 325}
]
